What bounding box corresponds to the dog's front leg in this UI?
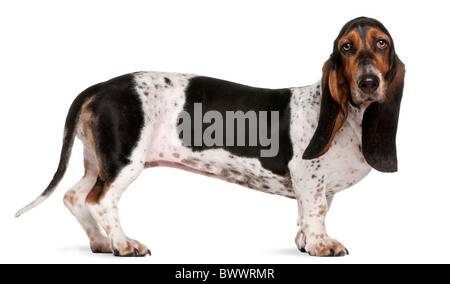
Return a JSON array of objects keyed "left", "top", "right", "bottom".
[{"left": 291, "top": 162, "right": 348, "bottom": 257}]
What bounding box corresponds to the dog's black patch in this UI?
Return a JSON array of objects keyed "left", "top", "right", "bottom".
[
  {"left": 87, "top": 73, "right": 145, "bottom": 181},
  {"left": 180, "top": 76, "right": 293, "bottom": 176}
]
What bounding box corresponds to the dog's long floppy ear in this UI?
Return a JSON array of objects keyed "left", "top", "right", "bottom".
[
  {"left": 303, "top": 58, "right": 350, "bottom": 159},
  {"left": 362, "top": 57, "right": 405, "bottom": 172}
]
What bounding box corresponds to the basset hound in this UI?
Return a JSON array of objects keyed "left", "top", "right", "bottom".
[{"left": 16, "top": 17, "right": 405, "bottom": 257}]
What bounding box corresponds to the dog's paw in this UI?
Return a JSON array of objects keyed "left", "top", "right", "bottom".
[
  {"left": 89, "top": 235, "right": 112, "bottom": 253},
  {"left": 111, "top": 238, "right": 151, "bottom": 257},
  {"left": 305, "top": 237, "right": 348, "bottom": 257},
  {"left": 295, "top": 230, "right": 307, "bottom": 252},
  {"left": 90, "top": 241, "right": 113, "bottom": 253}
]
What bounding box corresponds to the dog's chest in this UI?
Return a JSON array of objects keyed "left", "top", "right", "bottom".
[{"left": 289, "top": 85, "right": 372, "bottom": 196}]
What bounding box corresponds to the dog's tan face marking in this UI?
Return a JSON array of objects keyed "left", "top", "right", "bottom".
[{"left": 338, "top": 27, "right": 393, "bottom": 107}]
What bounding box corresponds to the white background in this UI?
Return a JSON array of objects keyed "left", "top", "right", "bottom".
[{"left": 1, "top": 0, "right": 449, "bottom": 264}]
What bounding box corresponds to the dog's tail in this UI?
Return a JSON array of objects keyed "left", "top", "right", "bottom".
[{"left": 15, "top": 83, "right": 102, "bottom": 218}]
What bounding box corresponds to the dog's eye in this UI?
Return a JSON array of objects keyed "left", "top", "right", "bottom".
[
  {"left": 342, "top": 42, "right": 352, "bottom": 52},
  {"left": 377, "top": 39, "right": 388, "bottom": 49}
]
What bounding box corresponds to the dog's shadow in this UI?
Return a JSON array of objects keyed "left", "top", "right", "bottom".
[
  {"left": 62, "top": 245, "right": 308, "bottom": 260},
  {"left": 266, "top": 246, "right": 310, "bottom": 258}
]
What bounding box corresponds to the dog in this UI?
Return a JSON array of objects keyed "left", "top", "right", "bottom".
[{"left": 16, "top": 17, "right": 405, "bottom": 257}]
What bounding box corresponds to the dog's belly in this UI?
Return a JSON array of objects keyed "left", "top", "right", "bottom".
[{"left": 144, "top": 148, "right": 295, "bottom": 199}]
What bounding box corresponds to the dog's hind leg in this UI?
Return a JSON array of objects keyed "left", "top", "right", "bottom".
[
  {"left": 85, "top": 159, "right": 149, "bottom": 257},
  {"left": 63, "top": 148, "right": 112, "bottom": 253},
  {"left": 77, "top": 73, "right": 151, "bottom": 256}
]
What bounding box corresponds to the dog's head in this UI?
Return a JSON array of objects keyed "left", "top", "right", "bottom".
[{"left": 303, "top": 17, "right": 405, "bottom": 172}]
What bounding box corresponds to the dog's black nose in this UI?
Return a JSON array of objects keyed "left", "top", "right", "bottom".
[{"left": 357, "top": 75, "right": 379, "bottom": 94}]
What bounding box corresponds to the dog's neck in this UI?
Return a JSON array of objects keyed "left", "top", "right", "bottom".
[{"left": 345, "top": 101, "right": 365, "bottom": 145}]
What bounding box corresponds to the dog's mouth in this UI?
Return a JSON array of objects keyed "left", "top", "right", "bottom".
[
  {"left": 351, "top": 91, "right": 385, "bottom": 110},
  {"left": 352, "top": 81, "right": 386, "bottom": 107}
]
